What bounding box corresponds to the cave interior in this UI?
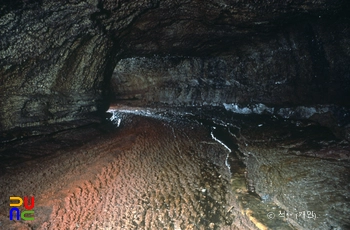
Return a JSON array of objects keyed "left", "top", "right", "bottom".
[{"left": 0, "top": 0, "right": 350, "bottom": 229}]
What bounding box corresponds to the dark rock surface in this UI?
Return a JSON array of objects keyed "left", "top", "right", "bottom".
[
  {"left": 0, "top": 0, "right": 115, "bottom": 132},
  {"left": 235, "top": 113, "right": 350, "bottom": 230},
  {"left": 1, "top": 107, "right": 348, "bottom": 229},
  {"left": 1, "top": 0, "right": 350, "bottom": 133},
  {"left": 111, "top": 42, "right": 350, "bottom": 138},
  {"left": 112, "top": 34, "right": 350, "bottom": 106},
  {"left": 1, "top": 1, "right": 350, "bottom": 229},
  {"left": 114, "top": 105, "right": 350, "bottom": 229}
]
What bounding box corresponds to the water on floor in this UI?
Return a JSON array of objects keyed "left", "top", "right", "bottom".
[{"left": 0, "top": 106, "right": 328, "bottom": 229}]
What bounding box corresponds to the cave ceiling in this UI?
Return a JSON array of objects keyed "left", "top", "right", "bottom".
[
  {"left": 96, "top": 0, "right": 349, "bottom": 56},
  {"left": 0, "top": 0, "right": 349, "bottom": 133},
  {"left": 1, "top": 2, "right": 350, "bottom": 229}
]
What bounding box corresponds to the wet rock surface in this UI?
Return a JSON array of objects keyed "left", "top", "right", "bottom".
[
  {"left": 1, "top": 107, "right": 348, "bottom": 229},
  {"left": 113, "top": 105, "right": 350, "bottom": 229},
  {"left": 1, "top": 0, "right": 349, "bottom": 133},
  {"left": 236, "top": 115, "right": 350, "bottom": 230},
  {"left": 1, "top": 1, "right": 350, "bottom": 229},
  {"left": 0, "top": 111, "right": 245, "bottom": 229}
]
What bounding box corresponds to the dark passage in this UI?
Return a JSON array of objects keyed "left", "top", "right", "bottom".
[{"left": 1, "top": 0, "right": 350, "bottom": 229}]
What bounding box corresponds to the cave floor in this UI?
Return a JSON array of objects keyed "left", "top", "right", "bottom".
[{"left": 0, "top": 106, "right": 349, "bottom": 230}]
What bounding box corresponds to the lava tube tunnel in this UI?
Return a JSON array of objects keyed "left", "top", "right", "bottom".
[{"left": 0, "top": 1, "right": 350, "bottom": 229}]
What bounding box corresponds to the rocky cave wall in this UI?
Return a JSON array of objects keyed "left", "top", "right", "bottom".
[
  {"left": 1, "top": 0, "right": 350, "bottom": 134},
  {"left": 111, "top": 15, "right": 350, "bottom": 139},
  {"left": 1, "top": 1, "right": 350, "bottom": 229},
  {"left": 0, "top": 0, "right": 116, "bottom": 132},
  {"left": 112, "top": 20, "right": 350, "bottom": 107}
]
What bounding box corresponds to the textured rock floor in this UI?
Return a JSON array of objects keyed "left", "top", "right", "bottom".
[
  {"left": 0, "top": 106, "right": 349, "bottom": 230},
  {"left": 0, "top": 111, "right": 251, "bottom": 230}
]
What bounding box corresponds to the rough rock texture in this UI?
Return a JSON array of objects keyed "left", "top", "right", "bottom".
[
  {"left": 1, "top": 0, "right": 350, "bottom": 133},
  {"left": 0, "top": 0, "right": 116, "bottom": 132},
  {"left": 1, "top": 1, "right": 350, "bottom": 229},
  {"left": 0, "top": 112, "right": 255, "bottom": 230},
  {"left": 138, "top": 105, "right": 350, "bottom": 230},
  {"left": 111, "top": 26, "right": 350, "bottom": 137},
  {"left": 110, "top": 2, "right": 350, "bottom": 140},
  {"left": 0, "top": 107, "right": 348, "bottom": 229},
  {"left": 234, "top": 114, "right": 350, "bottom": 230},
  {"left": 113, "top": 26, "right": 350, "bottom": 106},
  {"left": 116, "top": 0, "right": 348, "bottom": 56}
]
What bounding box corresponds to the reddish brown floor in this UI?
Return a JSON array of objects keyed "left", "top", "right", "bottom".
[{"left": 0, "top": 113, "right": 246, "bottom": 229}]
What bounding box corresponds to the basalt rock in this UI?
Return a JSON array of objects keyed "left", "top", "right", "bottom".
[
  {"left": 0, "top": 0, "right": 115, "bottom": 132},
  {"left": 112, "top": 20, "right": 350, "bottom": 107},
  {"left": 1, "top": 1, "right": 350, "bottom": 229},
  {"left": 111, "top": 18, "right": 350, "bottom": 138},
  {"left": 1, "top": 0, "right": 350, "bottom": 134}
]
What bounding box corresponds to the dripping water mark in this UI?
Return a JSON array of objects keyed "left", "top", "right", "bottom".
[
  {"left": 208, "top": 124, "right": 247, "bottom": 176},
  {"left": 108, "top": 110, "right": 122, "bottom": 127},
  {"left": 210, "top": 126, "right": 232, "bottom": 173}
]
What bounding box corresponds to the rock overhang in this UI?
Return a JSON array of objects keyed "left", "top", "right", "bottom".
[{"left": 0, "top": 0, "right": 350, "bottom": 135}]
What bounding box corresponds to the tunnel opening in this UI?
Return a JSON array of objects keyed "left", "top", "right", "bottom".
[
  {"left": 106, "top": 47, "right": 350, "bottom": 229},
  {"left": 1, "top": 0, "right": 350, "bottom": 229}
]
